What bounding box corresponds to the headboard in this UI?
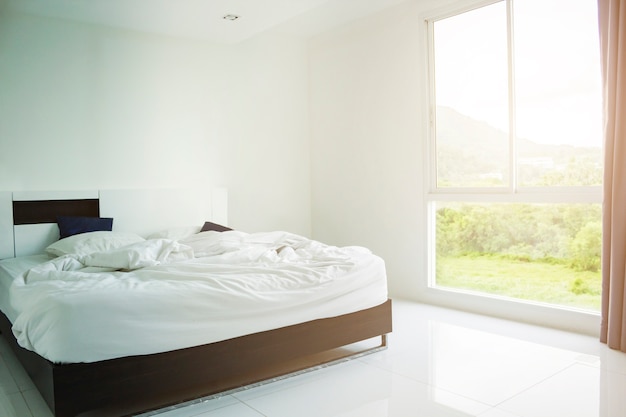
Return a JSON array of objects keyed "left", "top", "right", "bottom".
[{"left": 0, "top": 188, "right": 228, "bottom": 259}]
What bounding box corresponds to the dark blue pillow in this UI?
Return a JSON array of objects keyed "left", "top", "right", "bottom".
[{"left": 57, "top": 216, "right": 114, "bottom": 239}]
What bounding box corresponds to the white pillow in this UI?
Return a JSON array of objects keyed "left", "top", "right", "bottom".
[
  {"left": 46, "top": 231, "right": 146, "bottom": 257},
  {"left": 146, "top": 226, "right": 201, "bottom": 241}
]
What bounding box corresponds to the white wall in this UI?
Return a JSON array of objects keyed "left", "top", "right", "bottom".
[
  {"left": 309, "top": 1, "right": 434, "bottom": 299},
  {"left": 0, "top": 11, "right": 311, "bottom": 235}
]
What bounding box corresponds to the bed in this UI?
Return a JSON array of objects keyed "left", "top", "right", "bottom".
[{"left": 0, "top": 189, "right": 392, "bottom": 417}]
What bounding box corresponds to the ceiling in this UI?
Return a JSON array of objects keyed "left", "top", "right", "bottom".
[{"left": 4, "top": 0, "right": 408, "bottom": 44}]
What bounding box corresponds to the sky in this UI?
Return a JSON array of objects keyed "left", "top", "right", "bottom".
[{"left": 433, "top": 0, "right": 603, "bottom": 148}]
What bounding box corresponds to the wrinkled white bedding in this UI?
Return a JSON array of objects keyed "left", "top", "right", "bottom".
[
  {"left": 7, "top": 231, "right": 388, "bottom": 364},
  {"left": 0, "top": 254, "right": 50, "bottom": 323}
]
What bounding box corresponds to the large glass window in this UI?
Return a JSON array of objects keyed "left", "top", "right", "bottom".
[
  {"left": 434, "top": 2, "right": 509, "bottom": 188},
  {"left": 427, "top": 0, "right": 602, "bottom": 311}
]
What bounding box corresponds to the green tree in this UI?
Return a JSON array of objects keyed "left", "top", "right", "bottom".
[{"left": 569, "top": 221, "right": 602, "bottom": 272}]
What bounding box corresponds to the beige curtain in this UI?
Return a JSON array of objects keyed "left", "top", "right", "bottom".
[{"left": 600, "top": 0, "right": 626, "bottom": 351}]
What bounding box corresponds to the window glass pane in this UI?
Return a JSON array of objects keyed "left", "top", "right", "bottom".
[
  {"left": 433, "top": 2, "right": 509, "bottom": 188},
  {"left": 434, "top": 202, "right": 601, "bottom": 311},
  {"left": 514, "top": 0, "right": 602, "bottom": 186}
]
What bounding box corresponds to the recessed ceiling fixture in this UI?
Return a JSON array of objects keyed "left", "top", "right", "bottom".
[{"left": 223, "top": 14, "right": 240, "bottom": 21}]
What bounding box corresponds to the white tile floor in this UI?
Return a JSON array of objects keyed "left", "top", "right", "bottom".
[{"left": 2, "top": 299, "right": 626, "bottom": 417}]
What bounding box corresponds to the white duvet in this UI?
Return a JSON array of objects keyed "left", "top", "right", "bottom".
[{"left": 9, "top": 231, "right": 388, "bottom": 363}]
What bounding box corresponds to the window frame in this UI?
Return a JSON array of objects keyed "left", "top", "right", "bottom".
[{"left": 421, "top": 0, "right": 602, "bottom": 331}]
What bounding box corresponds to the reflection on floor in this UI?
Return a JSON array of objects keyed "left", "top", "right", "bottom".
[{"left": 1, "top": 299, "right": 626, "bottom": 417}]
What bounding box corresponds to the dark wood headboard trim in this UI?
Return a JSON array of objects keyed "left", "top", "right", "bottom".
[{"left": 13, "top": 199, "right": 100, "bottom": 225}]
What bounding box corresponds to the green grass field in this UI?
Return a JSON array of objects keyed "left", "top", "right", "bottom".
[{"left": 436, "top": 255, "right": 601, "bottom": 311}]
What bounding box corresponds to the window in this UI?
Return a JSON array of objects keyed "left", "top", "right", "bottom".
[{"left": 426, "top": 0, "right": 602, "bottom": 311}]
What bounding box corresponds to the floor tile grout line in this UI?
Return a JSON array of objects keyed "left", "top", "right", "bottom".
[
  {"left": 343, "top": 355, "right": 494, "bottom": 411},
  {"left": 489, "top": 362, "right": 581, "bottom": 409},
  {"left": 237, "top": 399, "right": 270, "bottom": 417},
  {"left": 20, "top": 391, "right": 36, "bottom": 417},
  {"left": 355, "top": 342, "right": 594, "bottom": 413}
]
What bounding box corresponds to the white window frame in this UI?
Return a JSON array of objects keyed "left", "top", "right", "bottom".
[{"left": 420, "top": 0, "right": 602, "bottom": 335}]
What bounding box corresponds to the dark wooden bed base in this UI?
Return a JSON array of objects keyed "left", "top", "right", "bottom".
[{"left": 0, "top": 299, "right": 392, "bottom": 417}]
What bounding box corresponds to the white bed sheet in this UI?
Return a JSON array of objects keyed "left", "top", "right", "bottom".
[
  {"left": 0, "top": 254, "right": 51, "bottom": 323},
  {"left": 4, "top": 231, "right": 388, "bottom": 364}
]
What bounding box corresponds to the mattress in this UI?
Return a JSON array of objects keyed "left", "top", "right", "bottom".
[{"left": 1, "top": 230, "right": 388, "bottom": 364}]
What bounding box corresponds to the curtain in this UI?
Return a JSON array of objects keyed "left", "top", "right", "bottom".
[{"left": 600, "top": 0, "right": 626, "bottom": 351}]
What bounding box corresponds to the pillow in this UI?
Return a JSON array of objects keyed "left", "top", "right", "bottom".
[
  {"left": 200, "top": 221, "right": 232, "bottom": 233},
  {"left": 57, "top": 216, "right": 113, "bottom": 239},
  {"left": 146, "top": 226, "right": 201, "bottom": 240},
  {"left": 46, "top": 231, "right": 145, "bottom": 257}
]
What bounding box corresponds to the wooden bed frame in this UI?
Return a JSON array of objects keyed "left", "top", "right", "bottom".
[
  {"left": 0, "top": 301, "right": 392, "bottom": 417},
  {"left": 0, "top": 192, "right": 393, "bottom": 417}
]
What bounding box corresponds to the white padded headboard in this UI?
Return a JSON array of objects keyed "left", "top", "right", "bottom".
[{"left": 0, "top": 188, "right": 228, "bottom": 259}]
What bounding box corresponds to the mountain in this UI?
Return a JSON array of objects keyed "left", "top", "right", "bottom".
[{"left": 435, "top": 106, "right": 601, "bottom": 187}]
